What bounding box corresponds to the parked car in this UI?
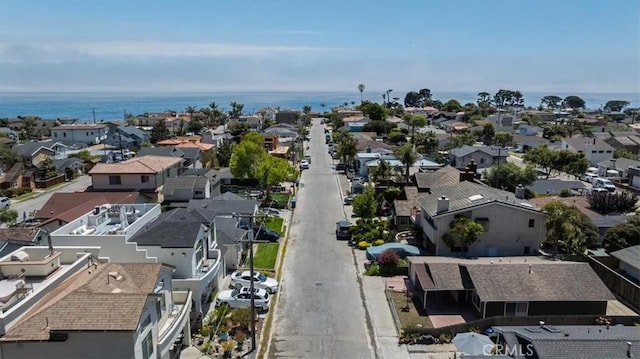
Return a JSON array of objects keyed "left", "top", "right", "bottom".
[
  {"left": 230, "top": 270, "right": 279, "bottom": 293},
  {"left": 336, "top": 220, "right": 353, "bottom": 240},
  {"left": 343, "top": 194, "right": 357, "bottom": 205},
  {"left": 0, "top": 197, "right": 11, "bottom": 209},
  {"left": 299, "top": 160, "right": 310, "bottom": 170},
  {"left": 303, "top": 154, "right": 311, "bottom": 164},
  {"left": 253, "top": 227, "right": 280, "bottom": 242},
  {"left": 593, "top": 178, "right": 616, "bottom": 192},
  {"left": 581, "top": 173, "right": 598, "bottom": 183},
  {"left": 335, "top": 163, "right": 346, "bottom": 171},
  {"left": 215, "top": 286, "right": 271, "bottom": 311}
]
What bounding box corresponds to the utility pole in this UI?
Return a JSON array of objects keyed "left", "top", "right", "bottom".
[
  {"left": 91, "top": 108, "right": 97, "bottom": 124},
  {"left": 232, "top": 211, "right": 269, "bottom": 356}
]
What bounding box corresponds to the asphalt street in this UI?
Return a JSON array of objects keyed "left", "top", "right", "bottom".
[{"left": 268, "top": 119, "right": 377, "bottom": 358}]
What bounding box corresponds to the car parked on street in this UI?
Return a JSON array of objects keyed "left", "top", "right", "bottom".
[
  {"left": 299, "top": 160, "right": 310, "bottom": 170},
  {"left": 336, "top": 220, "right": 353, "bottom": 240},
  {"left": 581, "top": 173, "right": 598, "bottom": 183},
  {"left": 0, "top": 197, "right": 11, "bottom": 209},
  {"left": 230, "top": 270, "right": 279, "bottom": 293},
  {"left": 215, "top": 286, "right": 271, "bottom": 311},
  {"left": 343, "top": 194, "right": 357, "bottom": 205},
  {"left": 593, "top": 178, "right": 616, "bottom": 192}
]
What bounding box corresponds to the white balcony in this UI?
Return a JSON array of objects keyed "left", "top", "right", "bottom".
[{"left": 158, "top": 290, "right": 192, "bottom": 357}]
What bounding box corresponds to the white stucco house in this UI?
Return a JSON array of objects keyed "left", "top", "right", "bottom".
[
  {"left": 0, "top": 248, "right": 192, "bottom": 359},
  {"left": 561, "top": 137, "right": 614, "bottom": 166},
  {"left": 49, "top": 204, "right": 223, "bottom": 315},
  {"left": 415, "top": 181, "right": 546, "bottom": 257},
  {"left": 50, "top": 124, "right": 109, "bottom": 145},
  {"left": 89, "top": 155, "right": 183, "bottom": 193}
]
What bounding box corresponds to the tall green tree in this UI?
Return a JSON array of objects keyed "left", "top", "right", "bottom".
[
  {"left": 441, "top": 99, "right": 463, "bottom": 112},
  {"left": 477, "top": 92, "right": 492, "bottom": 107},
  {"left": 0, "top": 147, "right": 22, "bottom": 167},
  {"left": 484, "top": 162, "right": 537, "bottom": 192},
  {"left": 229, "top": 102, "right": 244, "bottom": 119},
  {"left": 393, "top": 143, "right": 418, "bottom": 184},
  {"left": 256, "top": 155, "right": 295, "bottom": 197},
  {"left": 604, "top": 216, "right": 640, "bottom": 249},
  {"left": 369, "top": 159, "right": 394, "bottom": 186},
  {"left": 562, "top": 96, "right": 586, "bottom": 111},
  {"left": 150, "top": 120, "right": 170, "bottom": 143},
  {"left": 540, "top": 95, "right": 563, "bottom": 110},
  {"left": 357, "top": 84, "right": 365, "bottom": 104},
  {"left": 358, "top": 101, "right": 387, "bottom": 122},
  {"left": 493, "top": 132, "right": 514, "bottom": 147},
  {"left": 481, "top": 123, "right": 495, "bottom": 145},
  {"left": 604, "top": 100, "right": 630, "bottom": 113},
  {"left": 403, "top": 114, "right": 427, "bottom": 144},
  {"left": 334, "top": 131, "right": 358, "bottom": 166},
  {"left": 0, "top": 208, "right": 18, "bottom": 226},
  {"left": 216, "top": 140, "right": 234, "bottom": 167},
  {"left": 413, "top": 131, "right": 439, "bottom": 155},
  {"left": 523, "top": 146, "right": 588, "bottom": 179},
  {"left": 542, "top": 200, "right": 598, "bottom": 255},
  {"left": 352, "top": 185, "right": 377, "bottom": 218},
  {"left": 37, "top": 158, "right": 59, "bottom": 180},
  {"left": 229, "top": 133, "right": 266, "bottom": 179}
]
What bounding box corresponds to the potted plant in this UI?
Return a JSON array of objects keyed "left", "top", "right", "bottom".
[
  {"left": 220, "top": 340, "right": 236, "bottom": 359},
  {"left": 218, "top": 324, "right": 230, "bottom": 341},
  {"left": 234, "top": 331, "right": 247, "bottom": 351}
]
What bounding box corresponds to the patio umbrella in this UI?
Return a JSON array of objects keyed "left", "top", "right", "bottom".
[{"left": 452, "top": 332, "right": 494, "bottom": 356}]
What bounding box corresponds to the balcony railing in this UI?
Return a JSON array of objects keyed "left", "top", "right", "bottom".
[{"left": 158, "top": 290, "right": 192, "bottom": 356}]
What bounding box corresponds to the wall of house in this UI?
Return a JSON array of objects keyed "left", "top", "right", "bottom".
[
  {"left": 52, "top": 128, "right": 108, "bottom": 145},
  {"left": 431, "top": 204, "right": 545, "bottom": 257},
  {"left": 165, "top": 188, "right": 195, "bottom": 202},
  {"left": 584, "top": 148, "right": 614, "bottom": 166},
  {"left": 91, "top": 173, "right": 159, "bottom": 191},
  {"left": 451, "top": 153, "right": 500, "bottom": 169},
  {"left": 51, "top": 234, "right": 154, "bottom": 263},
  {"left": 0, "top": 331, "right": 135, "bottom": 359},
  {"left": 528, "top": 301, "right": 607, "bottom": 316},
  {"left": 618, "top": 261, "right": 640, "bottom": 282},
  {"left": 483, "top": 302, "right": 504, "bottom": 318}
]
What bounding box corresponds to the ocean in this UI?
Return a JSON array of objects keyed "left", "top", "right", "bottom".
[{"left": 0, "top": 91, "right": 638, "bottom": 122}]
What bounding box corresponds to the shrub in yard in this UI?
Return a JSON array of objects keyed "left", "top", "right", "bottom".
[
  {"left": 377, "top": 249, "right": 399, "bottom": 268},
  {"left": 364, "top": 262, "right": 380, "bottom": 276},
  {"left": 374, "top": 239, "right": 385, "bottom": 246},
  {"left": 358, "top": 241, "right": 371, "bottom": 250},
  {"left": 13, "top": 187, "right": 32, "bottom": 196}
]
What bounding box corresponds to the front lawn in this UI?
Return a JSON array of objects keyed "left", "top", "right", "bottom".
[
  {"left": 264, "top": 216, "right": 284, "bottom": 234},
  {"left": 389, "top": 290, "right": 433, "bottom": 330},
  {"left": 269, "top": 193, "right": 290, "bottom": 208},
  {"left": 251, "top": 243, "right": 279, "bottom": 270}
]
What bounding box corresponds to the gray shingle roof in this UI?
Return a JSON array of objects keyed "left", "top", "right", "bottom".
[
  {"left": 117, "top": 126, "right": 146, "bottom": 139},
  {"left": 182, "top": 168, "right": 217, "bottom": 178},
  {"left": 215, "top": 217, "right": 247, "bottom": 245},
  {"left": 427, "top": 263, "right": 471, "bottom": 290},
  {"left": 467, "top": 263, "right": 614, "bottom": 302},
  {"left": 610, "top": 245, "right": 640, "bottom": 270},
  {"left": 418, "top": 181, "right": 538, "bottom": 217},
  {"left": 393, "top": 200, "right": 414, "bottom": 217},
  {"left": 597, "top": 157, "right": 640, "bottom": 170},
  {"left": 414, "top": 166, "right": 461, "bottom": 191},
  {"left": 15, "top": 141, "right": 55, "bottom": 157},
  {"left": 450, "top": 145, "right": 508, "bottom": 158},
  {"left": 563, "top": 136, "right": 615, "bottom": 152},
  {"left": 187, "top": 198, "right": 257, "bottom": 217},
  {"left": 131, "top": 208, "right": 205, "bottom": 248},
  {"left": 211, "top": 192, "right": 244, "bottom": 200},
  {"left": 179, "top": 147, "right": 201, "bottom": 159},
  {"left": 162, "top": 177, "right": 209, "bottom": 195},
  {"left": 494, "top": 325, "right": 640, "bottom": 359}
]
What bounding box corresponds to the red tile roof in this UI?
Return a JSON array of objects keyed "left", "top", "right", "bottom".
[{"left": 37, "top": 192, "right": 141, "bottom": 223}]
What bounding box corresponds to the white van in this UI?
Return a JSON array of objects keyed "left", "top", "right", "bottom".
[{"left": 0, "top": 197, "right": 11, "bottom": 209}]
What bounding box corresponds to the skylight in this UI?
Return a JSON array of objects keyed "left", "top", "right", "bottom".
[{"left": 468, "top": 194, "right": 483, "bottom": 201}]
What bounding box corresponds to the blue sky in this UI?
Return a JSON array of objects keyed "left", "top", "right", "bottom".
[{"left": 1, "top": 0, "right": 639, "bottom": 93}]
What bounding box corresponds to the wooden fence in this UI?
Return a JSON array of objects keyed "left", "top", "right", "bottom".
[
  {"left": 586, "top": 255, "right": 640, "bottom": 312},
  {"left": 34, "top": 174, "right": 66, "bottom": 189}
]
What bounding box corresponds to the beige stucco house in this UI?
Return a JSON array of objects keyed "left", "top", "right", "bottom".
[
  {"left": 415, "top": 181, "right": 546, "bottom": 257},
  {"left": 89, "top": 155, "right": 183, "bottom": 193}
]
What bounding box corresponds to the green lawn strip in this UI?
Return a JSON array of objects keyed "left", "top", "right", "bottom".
[
  {"left": 251, "top": 243, "right": 279, "bottom": 269},
  {"left": 389, "top": 291, "right": 433, "bottom": 330},
  {"left": 264, "top": 217, "right": 284, "bottom": 234},
  {"left": 269, "top": 193, "right": 290, "bottom": 206}
]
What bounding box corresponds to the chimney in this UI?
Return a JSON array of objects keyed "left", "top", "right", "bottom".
[
  {"left": 529, "top": 264, "right": 532, "bottom": 274},
  {"left": 593, "top": 138, "right": 596, "bottom": 145},
  {"left": 436, "top": 196, "right": 449, "bottom": 214},
  {"left": 627, "top": 342, "right": 632, "bottom": 358},
  {"left": 515, "top": 184, "right": 526, "bottom": 199},
  {"left": 366, "top": 146, "right": 371, "bottom": 153},
  {"left": 468, "top": 160, "right": 477, "bottom": 174}
]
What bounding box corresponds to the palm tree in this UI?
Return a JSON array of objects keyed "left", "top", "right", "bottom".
[
  {"left": 370, "top": 159, "right": 392, "bottom": 186},
  {"left": 185, "top": 106, "right": 197, "bottom": 120},
  {"left": 335, "top": 131, "right": 358, "bottom": 167},
  {"left": 403, "top": 114, "right": 427, "bottom": 144},
  {"left": 320, "top": 103, "right": 326, "bottom": 113},
  {"left": 394, "top": 143, "right": 418, "bottom": 184},
  {"left": 358, "top": 84, "right": 365, "bottom": 104}
]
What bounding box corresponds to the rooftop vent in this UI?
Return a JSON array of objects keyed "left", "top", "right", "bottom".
[
  {"left": 108, "top": 271, "right": 123, "bottom": 281},
  {"left": 468, "top": 194, "right": 483, "bottom": 201},
  {"left": 542, "top": 325, "right": 560, "bottom": 333}
]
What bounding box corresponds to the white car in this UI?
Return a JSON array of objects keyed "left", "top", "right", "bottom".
[
  {"left": 592, "top": 178, "right": 616, "bottom": 192},
  {"left": 0, "top": 197, "right": 10, "bottom": 209},
  {"left": 299, "top": 160, "right": 310, "bottom": 170},
  {"left": 230, "top": 270, "right": 279, "bottom": 293},
  {"left": 215, "top": 286, "right": 271, "bottom": 311},
  {"left": 581, "top": 173, "right": 598, "bottom": 183}
]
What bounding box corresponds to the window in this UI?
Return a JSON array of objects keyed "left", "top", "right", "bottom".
[
  {"left": 141, "top": 175, "right": 149, "bottom": 183},
  {"left": 140, "top": 315, "right": 151, "bottom": 332},
  {"left": 109, "top": 175, "right": 122, "bottom": 185},
  {"left": 86, "top": 132, "right": 89, "bottom": 136},
  {"left": 195, "top": 241, "right": 204, "bottom": 265},
  {"left": 54, "top": 133, "right": 57, "bottom": 138},
  {"left": 63, "top": 132, "right": 66, "bottom": 138},
  {"left": 528, "top": 219, "right": 535, "bottom": 228},
  {"left": 480, "top": 158, "right": 485, "bottom": 164},
  {"left": 472, "top": 291, "right": 481, "bottom": 310},
  {"left": 524, "top": 246, "right": 531, "bottom": 255},
  {"left": 505, "top": 302, "right": 528, "bottom": 316},
  {"left": 141, "top": 331, "right": 153, "bottom": 359}
]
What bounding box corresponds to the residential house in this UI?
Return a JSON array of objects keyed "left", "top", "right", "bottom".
[
  {"left": 334, "top": 109, "right": 363, "bottom": 120},
  {"left": 493, "top": 325, "right": 640, "bottom": 359},
  {"left": 228, "top": 115, "right": 262, "bottom": 130},
  {"left": 181, "top": 168, "right": 222, "bottom": 197},
  {"left": 138, "top": 146, "right": 186, "bottom": 163},
  {"left": 133, "top": 111, "right": 176, "bottom": 127},
  {"left": 275, "top": 110, "right": 299, "bottom": 125},
  {"left": 15, "top": 141, "right": 68, "bottom": 166},
  {"left": 516, "top": 124, "right": 543, "bottom": 136},
  {"left": 343, "top": 116, "right": 371, "bottom": 132},
  {"left": 49, "top": 204, "right": 221, "bottom": 315},
  {"left": 162, "top": 177, "right": 211, "bottom": 204},
  {"left": 104, "top": 126, "right": 149, "bottom": 149},
  {"left": 213, "top": 217, "right": 247, "bottom": 272},
  {"left": 88, "top": 155, "right": 183, "bottom": 194},
  {"left": 37, "top": 191, "right": 144, "bottom": 233},
  {"left": 610, "top": 245, "right": 640, "bottom": 282},
  {"left": 0, "top": 128, "right": 19, "bottom": 141},
  {"left": 187, "top": 198, "right": 259, "bottom": 230},
  {"left": 0, "top": 227, "right": 47, "bottom": 257},
  {"left": 630, "top": 166, "right": 640, "bottom": 189},
  {"left": 0, "top": 163, "right": 34, "bottom": 191},
  {"left": 408, "top": 256, "right": 614, "bottom": 318},
  {"left": 597, "top": 157, "right": 640, "bottom": 178},
  {"left": 404, "top": 106, "right": 439, "bottom": 118},
  {"left": 0, "top": 137, "right": 16, "bottom": 149},
  {"left": 164, "top": 114, "right": 191, "bottom": 133},
  {"left": 0, "top": 256, "right": 192, "bottom": 359},
  {"left": 53, "top": 157, "right": 86, "bottom": 181},
  {"left": 50, "top": 124, "right": 109, "bottom": 145},
  {"left": 562, "top": 136, "right": 614, "bottom": 166},
  {"left": 354, "top": 152, "right": 396, "bottom": 178},
  {"left": 449, "top": 145, "right": 508, "bottom": 169},
  {"left": 605, "top": 131, "right": 640, "bottom": 155},
  {"left": 525, "top": 179, "right": 586, "bottom": 196},
  {"left": 202, "top": 129, "right": 232, "bottom": 149},
  {"left": 512, "top": 134, "right": 552, "bottom": 153},
  {"left": 355, "top": 139, "right": 394, "bottom": 152},
  {"left": 416, "top": 181, "right": 546, "bottom": 256},
  {"left": 486, "top": 112, "right": 515, "bottom": 132}
]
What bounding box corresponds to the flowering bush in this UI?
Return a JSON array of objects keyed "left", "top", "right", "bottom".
[
  {"left": 374, "top": 239, "right": 385, "bottom": 246},
  {"left": 377, "top": 249, "right": 400, "bottom": 267},
  {"left": 358, "top": 241, "right": 371, "bottom": 250}
]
